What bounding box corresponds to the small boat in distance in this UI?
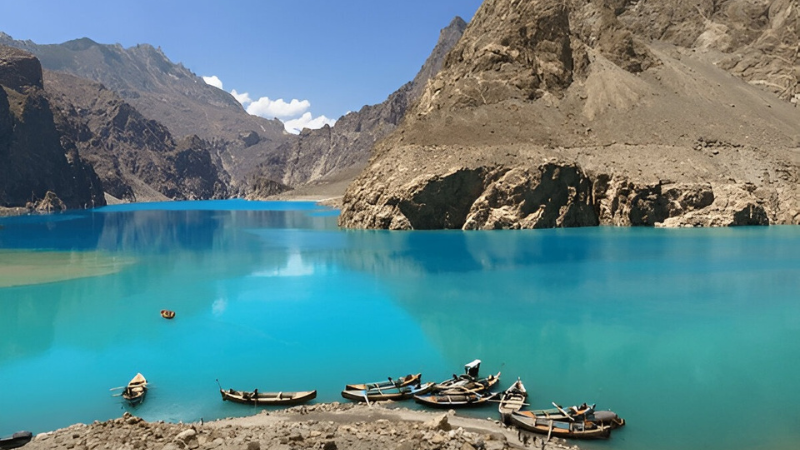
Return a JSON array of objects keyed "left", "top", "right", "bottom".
[
  {"left": 0, "top": 431, "right": 33, "bottom": 449},
  {"left": 341, "top": 381, "right": 435, "bottom": 402},
  {"left": 344, "top": 373, "right": 421, "bottom": 391},
  {"left": 160, "top": 310, "right": 175, "bottom": 319},
  {"left": 121, "top": 373, "right": 148, "bottom": 406},
  {"left": 498, "top": 378, "right": 528, "bottom": 423}
]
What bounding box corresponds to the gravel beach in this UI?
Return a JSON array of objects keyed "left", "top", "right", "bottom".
[{"left": 22, "top": 402, "right": 581, "bottom": 450}]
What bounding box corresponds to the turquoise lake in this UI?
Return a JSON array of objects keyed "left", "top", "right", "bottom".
[{"left": 1, "top": 200, "right": 800, "bottom": 450}]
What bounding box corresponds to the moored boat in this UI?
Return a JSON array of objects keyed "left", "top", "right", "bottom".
[
  {"left": 414, "top": 390, "right": 500, "bottom": 408},
  {"left": 220, "top": 388, "right": 317, "bottom": 406},
  {"left": 341, "top": 381, "right": 435, "bottom": 402},
  {"left": 344, "top": 373, "right": 421, "bottom": 391},
  {"left": 433, "top": 359, "right": 500, "bottom": 394},
  {"left": 498, "top": 378, "right": 528, "bottom": 423},
  {"left": 0, "top": 431, "right": 33, "bottom": 450},
  {"left": 509, "top": 410, "right": 613, "bottom": 440},
  {"left": 122, "top": 373, "right": 148, "bottom": 406},
  {"left": 435, "top": 371, "right": 501, "bottom": 394},
  {"left": 160, "top": 310, "right": 175, "bottom": 319},
  {"left": 520, "top": 402, "right": 625, "bottom": 429}
]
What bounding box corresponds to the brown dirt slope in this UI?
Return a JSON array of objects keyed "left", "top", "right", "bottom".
[{"left": 339, "top": 0, "right": 800, "bottom": 230}]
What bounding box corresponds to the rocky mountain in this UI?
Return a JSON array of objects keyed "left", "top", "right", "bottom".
[
  {"left": 45, "top": 71, "right": 228, "bottom": 202},
  {"left": 241, "top": 17, "right": 468, "bottom": 196},
  {"left": 0, "top": 33, "right": 292, "bottom": 190},
  {"left": 339, "top": 0, "right": 800, "bottom": 229},
  {"left": 0, "top": 46, "right": 105, "bottom": 211},
  {"left": 1, "top": 18, "right": 468, "bottom": 200}
]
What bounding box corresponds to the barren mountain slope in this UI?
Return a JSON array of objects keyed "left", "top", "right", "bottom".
[
  {"left": 44, "top": 71, "right": 229, "bottom": 202},
  {"left": 339, "top": 0, "right": 800, "bottom": 230},
  {"left": 0, "top": 34, "right": 293, "bottom": 188},
  {"left": 242, "top": 17, "right": 468, "bottom": 197}
]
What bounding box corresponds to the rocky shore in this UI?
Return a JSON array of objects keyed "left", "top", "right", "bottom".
[{"left": 23, "top": 403, "right": 580, "bottom": 450}]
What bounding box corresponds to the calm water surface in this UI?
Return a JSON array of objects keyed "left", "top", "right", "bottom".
[{"left": 1, "top": 200, "right": 799, "bottom": 450}]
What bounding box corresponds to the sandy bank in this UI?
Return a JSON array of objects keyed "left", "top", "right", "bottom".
[{"left": 25, "top": 402, "right": 580, "bottom": 450}]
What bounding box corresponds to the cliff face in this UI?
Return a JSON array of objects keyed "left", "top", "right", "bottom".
[
  {"left": 242, "top": 17, "right": 469, "bottom": 197},
  {"left": 45, "top": 71, "right": 228, "bottom": 202},
  {"left": 339, "top": 0, "right": 800, "bottom": 229},
  {"left": 0, "top": 46, "right": 105, "bottom": 211}
]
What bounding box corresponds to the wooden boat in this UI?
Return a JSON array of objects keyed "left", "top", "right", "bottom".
[
  {"left": 341, "top": 381, "right": 435, "bottom": 402},
  {"left": 344, "top": 373, "right": 421, "bottom": 391},
  {"left": 414, "top": 390, "right": 499, "bottom": 408},
  {"left": 220, "top": 388, "right": 317, "bottom": 406},
  {"left": 509, "top": 410, "right": 613, "bottom": 440},
  {"left": 0, "top": 431, "right": 33, "bottom": 449},
  {"left": 160, "top": 309, "right": 175, "bottom": 319},
  {"left": 498, "top": 378, "right": 528, "bottom": 423},
  {"left": 435, "top": 371, "right": 501, "bottom": 394},
  {"left": 122, "top": 373, "right": 148, "bottom": 406},
  {"left": 520, "top": 403, "right": 626, "bottom": 429}
]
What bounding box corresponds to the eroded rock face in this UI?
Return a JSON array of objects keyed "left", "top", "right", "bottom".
[
  {"left": 340, "top": 160, "right": 778, "bottom": 230},
  {"left": 0, "top": 46, "right": 105, "bottom": 210},
  {"left": 0, "top": 46, "right": 43, "bottom": 91},
  {"left": 46, "top": 71, "right": 229, "bottom": 202}
]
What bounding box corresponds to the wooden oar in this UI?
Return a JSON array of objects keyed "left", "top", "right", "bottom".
[
  {"left": 109, "top": 386, "right": 125, "bottom": 391},
  {"left": 552, "top": 402, "right": 575, "bottom": 422}
]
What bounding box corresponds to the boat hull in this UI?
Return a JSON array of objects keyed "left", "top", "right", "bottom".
[
  {"left": 342, "top": 382, "right": 435, "bottom": 402},
  {"left": 510, "top": 411, "right": 612, "bottom": 440},
  {"left": 219, "top": 389, "right": 317, "bottom": 406},
  {"left": 344, "top": 373, "right": 421, "bottom": 391},
  {"left": 414, "top": 391, "right": 499, "bottom": 408},
  {"left": 122, "top": 373, "right": 147, "bottom": 406},
  {"left": 498, "top": 379, "right": 528, "bottom": 424},
  {"left": 0, "top": 431, "right": 33, "bottom": 450}
]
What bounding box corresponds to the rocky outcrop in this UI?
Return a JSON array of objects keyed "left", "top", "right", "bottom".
[
  {"left": 340, "top": 0, "right": 800, "bottom": 229},
  {"left": 340, "top": 158, "right": 779, "bottom": 230},
  {"left": 0, "top": 46, "right": 105, "bottom": 209}
]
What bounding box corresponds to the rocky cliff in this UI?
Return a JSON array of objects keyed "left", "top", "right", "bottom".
[
  {"left": 45, "top": 71, "right": 228, "bottom": 202},
  {"left": 339, "top": 0, "right": 800, "bottom": 229},
  {"left": 241, "top": 17, "right": 468, "bottom": 196},
  {"left": 0, "top": 46, "right": 105, "bottom": 211}
]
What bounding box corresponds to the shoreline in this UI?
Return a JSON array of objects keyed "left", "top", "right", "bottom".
[{"left": 23, "top": 402, "right": 580, "bottom": 450}]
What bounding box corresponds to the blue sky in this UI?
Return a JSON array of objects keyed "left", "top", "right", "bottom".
[{"left": 0, "top": 0, "right": 483, "bottom": 132}]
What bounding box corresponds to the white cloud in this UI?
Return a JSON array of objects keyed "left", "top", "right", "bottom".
[
  {"left": 283, "top": 112, "right": 336, "bottom": 134},
  {"left": 231, "top": 89, "right": 252, "bottom": 106},
  {"left": 202, "top": 75, "right": 223, "bottom": 90},
  {"left": 246, "top": 97, "right": 311, "bottom": 119},
  {"left": 201, "top": 76, "right": 333, "bottom": 133}
]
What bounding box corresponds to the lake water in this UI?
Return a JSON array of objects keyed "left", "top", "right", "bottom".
[{"left": 1, "top": 200, "right": 799, "bottom": 450}]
